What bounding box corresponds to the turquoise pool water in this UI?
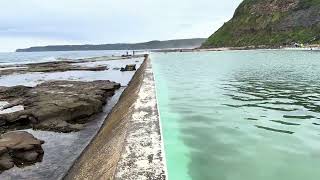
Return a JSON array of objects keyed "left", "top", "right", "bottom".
[{"left": 152, "top": 50, "right": 320, "bottom": 180}]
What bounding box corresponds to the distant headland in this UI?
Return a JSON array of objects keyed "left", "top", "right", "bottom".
[
  {"left": 16, "top": 38, "right": 206, "bottom": 52},
  {"left": 202, "top": 0, "right": 320, "bottom": 48}
]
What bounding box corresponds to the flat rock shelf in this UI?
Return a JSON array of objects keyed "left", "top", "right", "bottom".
[{"left": 0, "top": 55, "right": 145, "bottom": 179}]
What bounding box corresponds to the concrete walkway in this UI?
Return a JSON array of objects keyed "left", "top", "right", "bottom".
[
  {"left": 65, "top": 57, "right": 167, "bottom": 180},
  {"left": 114, "top": 58, "right": 167, "bottom": 180}
]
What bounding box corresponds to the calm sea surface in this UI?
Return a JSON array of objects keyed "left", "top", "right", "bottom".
[
  {"left": 0, "top": 50, "right": 144, "bottom": 65},
  {"left": 152, "top": 50, "right": 320, "bottom": 180}
]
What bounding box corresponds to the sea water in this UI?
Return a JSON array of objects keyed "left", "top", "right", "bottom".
[
  {"left": 0, "top": 50, "right": 143, "bottom": 65},
  {"left": 152, "top": 50, "right": 320, "bottom": 180}
]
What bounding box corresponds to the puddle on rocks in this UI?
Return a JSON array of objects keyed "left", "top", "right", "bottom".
[{"left": 0, "top": 102, "right": 24, "bottom": 114}]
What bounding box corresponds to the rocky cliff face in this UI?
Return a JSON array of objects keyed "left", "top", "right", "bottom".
[{"left": 202, "top": 0, "right": 320, "bottom": 48}]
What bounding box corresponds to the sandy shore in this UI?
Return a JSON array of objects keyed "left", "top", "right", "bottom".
[{"left": 64, "top": 56, "right": 167, "bottom": 180}]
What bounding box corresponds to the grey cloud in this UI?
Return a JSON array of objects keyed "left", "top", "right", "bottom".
[{"left": 0, "top": 0, "right": 242, "bottom": 51}]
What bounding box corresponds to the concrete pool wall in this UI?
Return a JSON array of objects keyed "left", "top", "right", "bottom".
[{"left": 65, "top": 55, "right": 167, "bottom": 180}]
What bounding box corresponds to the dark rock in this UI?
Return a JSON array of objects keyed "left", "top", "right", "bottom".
[
  {"left": 0, "top": 153, "right": 14, "bottom": 170},
  {"left": 14, "top": 151, "right": 39, "bottom": 162},
  {"left": 120, "top": 64, "right": 136, "bottom": 71},
  {"left": 121, "top": 54, "right": 132, "bottom": 57},
  {"left": 0, "top": 131, "right": 44, "bottom": 173},
  {"left": 0, "top": 117, "right": 6, "bottom": 126},
  {"left": 0, "top": 80, "right": 120, "bottom": 133}
]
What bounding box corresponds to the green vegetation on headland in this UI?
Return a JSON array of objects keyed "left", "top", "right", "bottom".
[
  {"left": 202, "top": 0, "right": 320, "bottom": 48},
  {"left": 16, "top": 38, "right": 206, "bottom": 52}
]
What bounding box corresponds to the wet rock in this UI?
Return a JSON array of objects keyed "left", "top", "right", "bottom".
[
  {"left": 0, "top": 131, "right": 44, "bottom": 172},
  {"left": 0, "top": 80, "right": 120, "bottom": 133},
  {"left": 0, "top": 61, "right": 108, "bottom": 76},
  {"left": 120, "top": 64, "right": 136, "bottom": 71},
  {"left": 0, "top": 55, "right": 146, "bottom": 76},
  {"left": 0, "top": 153, "right": 14, "bottom": 170},
  {"left": 27, "top": 61, "right": 108, "bottom": 73}
]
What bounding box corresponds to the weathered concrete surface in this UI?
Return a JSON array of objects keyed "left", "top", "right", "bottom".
[
  {"left": 114, "top": 57, "right": 166, "bottom": 180},
  {"left": 65, "top": 56, "right": 167, "bottom": 180},
  {"left": 0, "top": 80, "right": 120, "bottom": 133},
  {"left": 0, "top": 131, "right": 44, "bottom": 173}
]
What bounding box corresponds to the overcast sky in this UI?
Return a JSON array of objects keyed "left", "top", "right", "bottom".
[{"left": 0, "top": 0, "right": 242, "bottom": 52}]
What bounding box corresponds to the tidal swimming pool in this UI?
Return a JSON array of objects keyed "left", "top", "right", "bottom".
[{"left": 152, "top": 50, "right": 320, "bottom": 180}]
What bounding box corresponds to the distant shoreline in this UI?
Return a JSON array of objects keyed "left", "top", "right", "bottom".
[
  {"left": 15, "top": 38, "right": 206, "bottom": 52},
  {"left": 157, "top": 45, "right": 320, "bottom": 53},
  {"left": 14, "top": 42, "right": 320, "bottom": 54}
]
